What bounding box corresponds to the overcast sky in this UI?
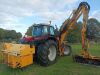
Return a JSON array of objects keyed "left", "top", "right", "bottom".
[{"left": 0, "top": 0, "right": 100, "bottom": 34}]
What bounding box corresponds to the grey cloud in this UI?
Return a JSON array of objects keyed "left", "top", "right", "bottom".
[{"left": 0, "top": 0, "right": 79, "bottom": 33}]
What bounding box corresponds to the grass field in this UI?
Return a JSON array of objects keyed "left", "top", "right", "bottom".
[{"left": 0, "top": 44, "right": 100, "bottom": 75}]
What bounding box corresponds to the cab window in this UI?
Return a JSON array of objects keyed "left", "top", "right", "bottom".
[
  {"left": 42, "top": 26, "right": 48, "bottom": 35},
  {"left": 50, "top": 27, "right": 54, "bottom": 35}
]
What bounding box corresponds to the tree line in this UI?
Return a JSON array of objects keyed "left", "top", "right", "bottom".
[
  {"left": 66, "top": 18, "right": 100, "bottom": 43},
  {"left": 0, "top": 28, "right": 22, "bottom": 42},
  {"left": 26, "top": 18, "right": 100, "bottom": 43},
  {"left": 1, "top": 18, "right": 99, "bottom": 43}
]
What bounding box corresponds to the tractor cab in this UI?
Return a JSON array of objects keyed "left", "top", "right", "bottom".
[
  {"left": 20, "top": 24, "right": 57, "bottom": 44},
  {"left": 32, "top": 24, "right": 55, "bottom": 37}
]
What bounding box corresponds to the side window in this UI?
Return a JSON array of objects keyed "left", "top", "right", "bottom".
[
  {"left": 50, "top": 27, "right": 54, "bottom": 35},
  {"left": 42, "top": 26, "right": 48, "bottom": 35}
]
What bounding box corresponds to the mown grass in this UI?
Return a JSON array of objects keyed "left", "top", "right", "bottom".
[{"left": 0, "top": 44, "right": 100, "bottom": 75}]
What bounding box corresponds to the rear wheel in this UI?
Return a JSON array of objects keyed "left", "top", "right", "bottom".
[
  {"left": 63, "top": 45, "right": 71, "bottom": 56},
  {"left": 37, "top": 40, "right": 58, "bottom": 66}
]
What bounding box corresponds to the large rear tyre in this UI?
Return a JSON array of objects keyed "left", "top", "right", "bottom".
[{"left": 37, "top": 40, "right": 58, "bottom": 66}]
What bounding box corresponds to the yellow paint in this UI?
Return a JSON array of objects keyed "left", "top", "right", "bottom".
[{"left": 2, "top": 43, "right": 35, "bottom": 68}]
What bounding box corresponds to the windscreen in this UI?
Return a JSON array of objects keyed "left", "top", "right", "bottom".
[
  {"left": 32, "top": 26, "right": 42, "bottom": 37},
  {"left": 32, "top": 26, "right": 48, "bottom": 37}
]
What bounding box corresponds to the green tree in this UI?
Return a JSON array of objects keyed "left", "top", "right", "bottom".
[
  {"left": 87, "top": 18, "right": 100, "bottom": 40},
  {"left": 67, "top": 22, "right": 82, "bottom": 43},
  {"left": 0, "top": 28, "right": 5, "bottom": 39},
  {"left": 16, "top": 32, "right": 22, "bottom": 39},
  {"left": 26, "top": 23, "right": 36, "bottom": 36},
  {"left": 0, "top": 28, "right": 22, "bottom": 42}
]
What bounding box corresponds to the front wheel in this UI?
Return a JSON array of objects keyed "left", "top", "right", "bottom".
[{"left": 37, "top": 40, "right": 58, "bottom": 66}]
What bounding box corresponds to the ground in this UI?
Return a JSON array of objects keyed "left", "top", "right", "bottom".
[{"left": 0, "top": 44, "right": 100, "bottom": 75}]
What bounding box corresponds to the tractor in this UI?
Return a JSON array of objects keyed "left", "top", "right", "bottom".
[{"left": 2, "top": 2, "right": 100, "bottom": 68}]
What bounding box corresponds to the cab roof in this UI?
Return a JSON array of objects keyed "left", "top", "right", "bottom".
[{"left": 33, "top": 23, "right": 53, "bottom": 27}]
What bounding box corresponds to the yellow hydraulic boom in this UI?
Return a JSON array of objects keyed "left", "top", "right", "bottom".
[
  {"left": 59, "top": 2, "right": 100, "bottom": 65},
  {"left": 59, "top": 2, "right": 90, "bottom": 56}
]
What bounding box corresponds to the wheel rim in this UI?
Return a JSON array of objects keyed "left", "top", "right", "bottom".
[
  {"left": 64, "top": 46, "right": 70, "bottom": 55},
  {"left": 48, "top": 45, "right": 56, "bottom": 61}
]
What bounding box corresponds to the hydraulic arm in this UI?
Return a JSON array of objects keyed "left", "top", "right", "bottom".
[
  {"left": 59, "top": 2, "right": 100, "bottom": 65},
  {"left": 59, "top": 2, "right": 90, "bottom": 56}
]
